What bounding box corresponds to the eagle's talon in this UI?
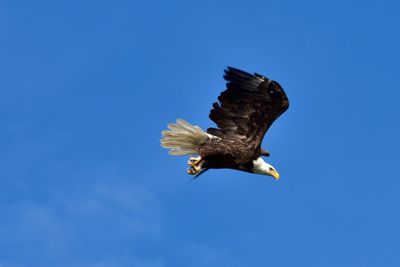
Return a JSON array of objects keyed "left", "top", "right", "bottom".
[
  {"left": 187, "top": 156, "right": 203, "bottom": 175},
  {"left": 187, "top": 168, "right": 197, "bottom": 175},
  {"left": 187, "top": 163, "right": 202, "bottom": 175}
]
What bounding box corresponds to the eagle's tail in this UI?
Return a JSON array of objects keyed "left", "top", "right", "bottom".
[{"left": 161, "top": 119, "right": 209, "bottom": 156}]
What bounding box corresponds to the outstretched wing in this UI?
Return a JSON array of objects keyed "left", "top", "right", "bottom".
[{"left": 207, "top": 66, "right": 289, "bottom": 151}]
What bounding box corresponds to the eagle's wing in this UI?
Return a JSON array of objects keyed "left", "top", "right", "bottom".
[{"left": 207, "top": 66, "right": 289, "bottom": 152}]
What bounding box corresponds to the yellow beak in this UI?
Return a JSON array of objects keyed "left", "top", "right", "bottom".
[{"left": 271, "top": 170, "right": 280, "bottom": 180}]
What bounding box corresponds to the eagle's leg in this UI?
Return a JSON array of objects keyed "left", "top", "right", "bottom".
[{"left": 187, "top": 156, "right": 203, "bottom": 175}]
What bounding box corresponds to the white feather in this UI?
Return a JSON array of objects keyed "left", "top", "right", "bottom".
[{"left": 161, "top": 119, "right": 217, "bottom": 156}]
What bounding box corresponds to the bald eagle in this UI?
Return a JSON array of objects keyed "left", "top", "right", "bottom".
[{"left": 161, "top": 67, "right": 289, "bottom": 179}]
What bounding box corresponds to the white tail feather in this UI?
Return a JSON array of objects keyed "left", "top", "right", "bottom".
[{"left": 161, "top": 119, "right": 209, "bottom": 156}]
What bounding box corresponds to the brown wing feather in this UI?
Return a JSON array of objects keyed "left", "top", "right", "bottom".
[{"left": 207, "top": 66, "right": 289, "bottom": 152}]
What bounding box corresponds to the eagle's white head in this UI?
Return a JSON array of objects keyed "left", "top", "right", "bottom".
[{"left": 252, "top": 157, "right": 280, "bottom": 180}]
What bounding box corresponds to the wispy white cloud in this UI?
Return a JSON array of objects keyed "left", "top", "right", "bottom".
[
  {"left": 76, "top": 257, "right": 165, "bottom": 267},
  {"left": 0, "top": 201, "right": 72, "bottom": 265},
  {"left": 176, "top": 242, "right": 238, "bottom": 267},
  {"left": 0, "top": 263, "right": 20, "bottom": 267},
  {"left": 0, "top": 177, "right": 164, "bottom": 267},
  {"left": 64, "top": 181, "right": 163, "bottom": 239}
]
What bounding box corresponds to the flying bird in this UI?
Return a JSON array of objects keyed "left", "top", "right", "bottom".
[{"left": 161, "top": 67, "right": 289, "bottom": 179}]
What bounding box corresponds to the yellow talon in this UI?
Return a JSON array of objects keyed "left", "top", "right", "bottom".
[
  {"left": 187, "top": 156, "right": 203, "bottom": 175},
  {"left": 187, "top": 167, "right": 199, "bottom": 175},
  {"left": 187, "top": 161, "right": 202, "bottom": 175}
]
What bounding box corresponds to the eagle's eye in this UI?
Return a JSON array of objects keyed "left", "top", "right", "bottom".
[{"left": 269, "top": 167, "right": 274, "bottom": 171}]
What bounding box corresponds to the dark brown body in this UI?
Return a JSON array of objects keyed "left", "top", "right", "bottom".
[{"left": 198, "top": 137, "right": 260, "bottom": 173}]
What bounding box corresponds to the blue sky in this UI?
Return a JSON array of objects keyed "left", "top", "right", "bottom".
[{"left": 1, "top": 0, "right": 400, "bottom": 266}]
